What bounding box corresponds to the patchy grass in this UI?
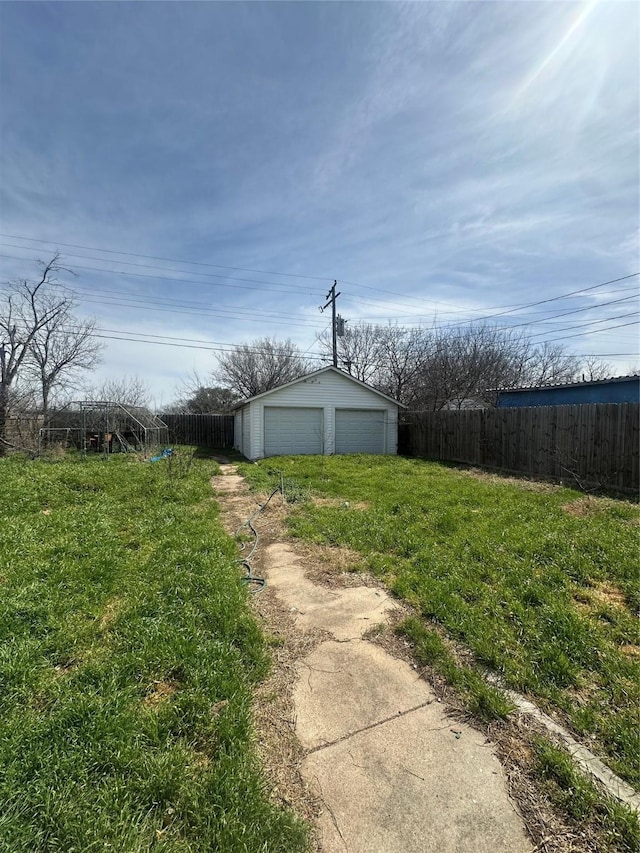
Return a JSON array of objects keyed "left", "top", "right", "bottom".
[
  {"left": 398, "top": 617, "right": 513, "bottom": 721},
  {"left": 239, "top": 455, "right": 640, "bottom": 788},
  {"left": 0, "top": 452, "right": 308, "bottom": 852},
  {"left": 533, "top": 740, "right": 640, "bottom": 853}
]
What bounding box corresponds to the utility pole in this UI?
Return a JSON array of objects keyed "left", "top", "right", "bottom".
[{"left": 321, "top": 281, "right": 341, "bottom": 367}]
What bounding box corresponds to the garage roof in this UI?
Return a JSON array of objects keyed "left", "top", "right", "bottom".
[{"left": 231, "top": 365, "right": 405, "bottom": 410}]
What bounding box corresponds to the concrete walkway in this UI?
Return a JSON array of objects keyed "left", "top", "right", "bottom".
[
  {"left": 215, "top": 466, "right": 532, "bottom": 853},
  {"left": 267, "top": 542, "right": 531, "bottom": 853}
]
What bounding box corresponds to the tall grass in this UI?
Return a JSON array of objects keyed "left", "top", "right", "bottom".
[{"left": 0, "top": 453, "right": 308, "bottom": 852}]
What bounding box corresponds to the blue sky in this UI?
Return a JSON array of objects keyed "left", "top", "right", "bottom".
[{"left": 1, "top": 1, "right": 638, "bottom": 405}]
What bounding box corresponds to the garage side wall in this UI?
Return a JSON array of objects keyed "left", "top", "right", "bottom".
[
  {"left": 234, "top": 407, "right": 249, "bottom": 455},
  {"left": 244, "top": 370, "right": 398, "bottom": 459}
]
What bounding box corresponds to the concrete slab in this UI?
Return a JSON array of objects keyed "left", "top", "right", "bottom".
[
  {"left": 264, "top": 543, "right": 397, "bottom": 640},
  {"left": 294, "top": 640, "right": 434, "bottom": 750},
  {"left": 302, "top": 705, "right": 531, "bottom": 853}
]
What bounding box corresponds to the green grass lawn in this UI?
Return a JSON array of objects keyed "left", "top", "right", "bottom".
[
  {"left": 0, "top": 452, "right": 308, "bottom": 852},
  {"left": 239, "top": 455, "right": 640, "bottom": 791}
]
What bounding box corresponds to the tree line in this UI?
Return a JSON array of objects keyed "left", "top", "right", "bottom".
[
  {"left": 173, "top": 328, "right": 608, "bottom": 413},
  {"left": 317, "top": 322, "right": 609, "bottom": 409}
]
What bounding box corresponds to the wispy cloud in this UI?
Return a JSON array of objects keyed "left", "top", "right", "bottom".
[{"left": 1, "top": 1, "right": 637, "bottom": 396}]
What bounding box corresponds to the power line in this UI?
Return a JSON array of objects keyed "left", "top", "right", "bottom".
[
  {"left": 33, "top": 276, "right": 640, "bottom": 333},
  {"left": 301, "top": 326, "right": 330, "bottom": 357},
  {"left": 9, "top": 312, "right": 636, "bottom": 366},
  {"left": 3, "top": 269, "right": 635, "bottom": 337},
  {"left": 4, "top": 235, "right": 637, "bottom": 321},
  {"left": 542, "top": 319, "right": 640, "bottom": 344},
  {"left": 528, "top": 310, "right": 639, "bottom": 340},
  {"left": 0, "top": 231, "right": 491, "bottom": 312},
  {"left": 77, "top": 297, "right": 327, "bottom": 329},
  {"left": 1, "top": 234, "right": 465, "bottom": 312},
  {"left": 95, "top": 327, "right": 323, "bottom": 356},
  {"left": 0, "top": 232, "right": 333, "bottom": 282},
  {"left": 3, "top": 247, "right": 638, "bottom": 343},
  {"left": 38, "top": 276, "right": 640, "bottom": 332},
  {"left": 0, "top": 277, "right": 331, "bottom": 327},
  {"left": 436, "top": 273, "right": 640, "bottom": 329},
  {"left": 0, "top": 286, "right": 328, "bottom": 331},
  {"left": 3, "top": 276, "right": 637, "bottom": 345},
  {"left": 357, "top": 286, "right": 639, "bottom": 324},
  {"left": 93, "top": 333, "right": 324, "bottom": 360},
  {"left": 395, "top": 293, "right": 640, "bottom": 333},
  {"left": 337, "top": 278, "right": 465, "bottom": 310},
  {"left": 7, "top": 318, "right": 324, "bottom": 361},
  {"left": 0, "top": 249, "right": 320, "bottom": 298},
  {"left": 339, "top": 274, "right": 639, "bottom": 329},
  {"left": 0, "top": 241, "right": 338, "bottom": 298},
  {"left": 342, "top": 295, "right": 639, "bottom": 339},
  {"left": 0, "top": 249, "right": 453, "bottom": 316},
  {"left": 63, "top": 291, "right": 327, "bottom": 329},
  {"left": 21, "top": 311, "right": 639, "bottom": 358}
]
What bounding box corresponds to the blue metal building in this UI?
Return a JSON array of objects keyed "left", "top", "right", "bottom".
[{"left": 496, "top": 375, "right": 640, "bottom": 407}]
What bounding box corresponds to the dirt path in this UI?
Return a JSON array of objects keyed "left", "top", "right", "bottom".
[{"left": 213, "top": 464, "right": 532, "bottom": 853}]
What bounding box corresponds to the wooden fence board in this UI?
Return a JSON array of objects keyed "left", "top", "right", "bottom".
[{"left": 401, "top": 404, "right": 639, "bottom": 493}]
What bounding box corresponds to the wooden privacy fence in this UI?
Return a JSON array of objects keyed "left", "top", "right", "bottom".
[
  {"left": 159, "top": 414, "right": 235, "bottom": 448},
  {"left": 399, "top": 403, "right": 639, "bottom": 493}
]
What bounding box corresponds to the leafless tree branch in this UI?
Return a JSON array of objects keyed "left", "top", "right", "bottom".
[{"left": 213, "top": 337, "right": 311, "bottom": 398}]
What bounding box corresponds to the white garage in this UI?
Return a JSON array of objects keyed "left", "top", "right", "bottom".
[{"left": 233, "top": 366, "right": 403, "bottom": 460}]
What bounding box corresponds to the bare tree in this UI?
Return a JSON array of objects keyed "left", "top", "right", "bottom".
[
  {"left": 579, "top": 356, "right": 612, "bottom": 382},
  {"left": 318, "top": 321, "right": 577, "bottom": 406},
  {"left": 27, "top": 313, "right": 102, "bottom": 425},
  {"left": 396, "top": 325, "right": 581, "bottom": 410},
  {"left": 84, "top": 375, "right": 152, "bottom": 408},
  {"left": 515, "top": 342, "right": 579, "bottom": 388},
  {"left": 214, "top": 337, "right": 309, "bottom": 398},
  {"left": 318, "top": 317, "right": 605, "bottom": 411},
  {"left": 317, "top": 323, "right": 382, "bottom": 383},
  {"left": 0, "top": 255, "right": 73, "bottom": 454},
  {"left": 375, "top": 325, "right": 429, "bottom": 403},
  {"left": 393, "top": 325, "right": 512, "bottom": 410}
]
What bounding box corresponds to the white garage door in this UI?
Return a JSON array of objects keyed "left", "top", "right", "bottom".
[
  {"left": 264, "top": 407, "right": 323, "bottom": 457},
  {"left": 335, "top": 409, "right": 385, "bottom": 454}
]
